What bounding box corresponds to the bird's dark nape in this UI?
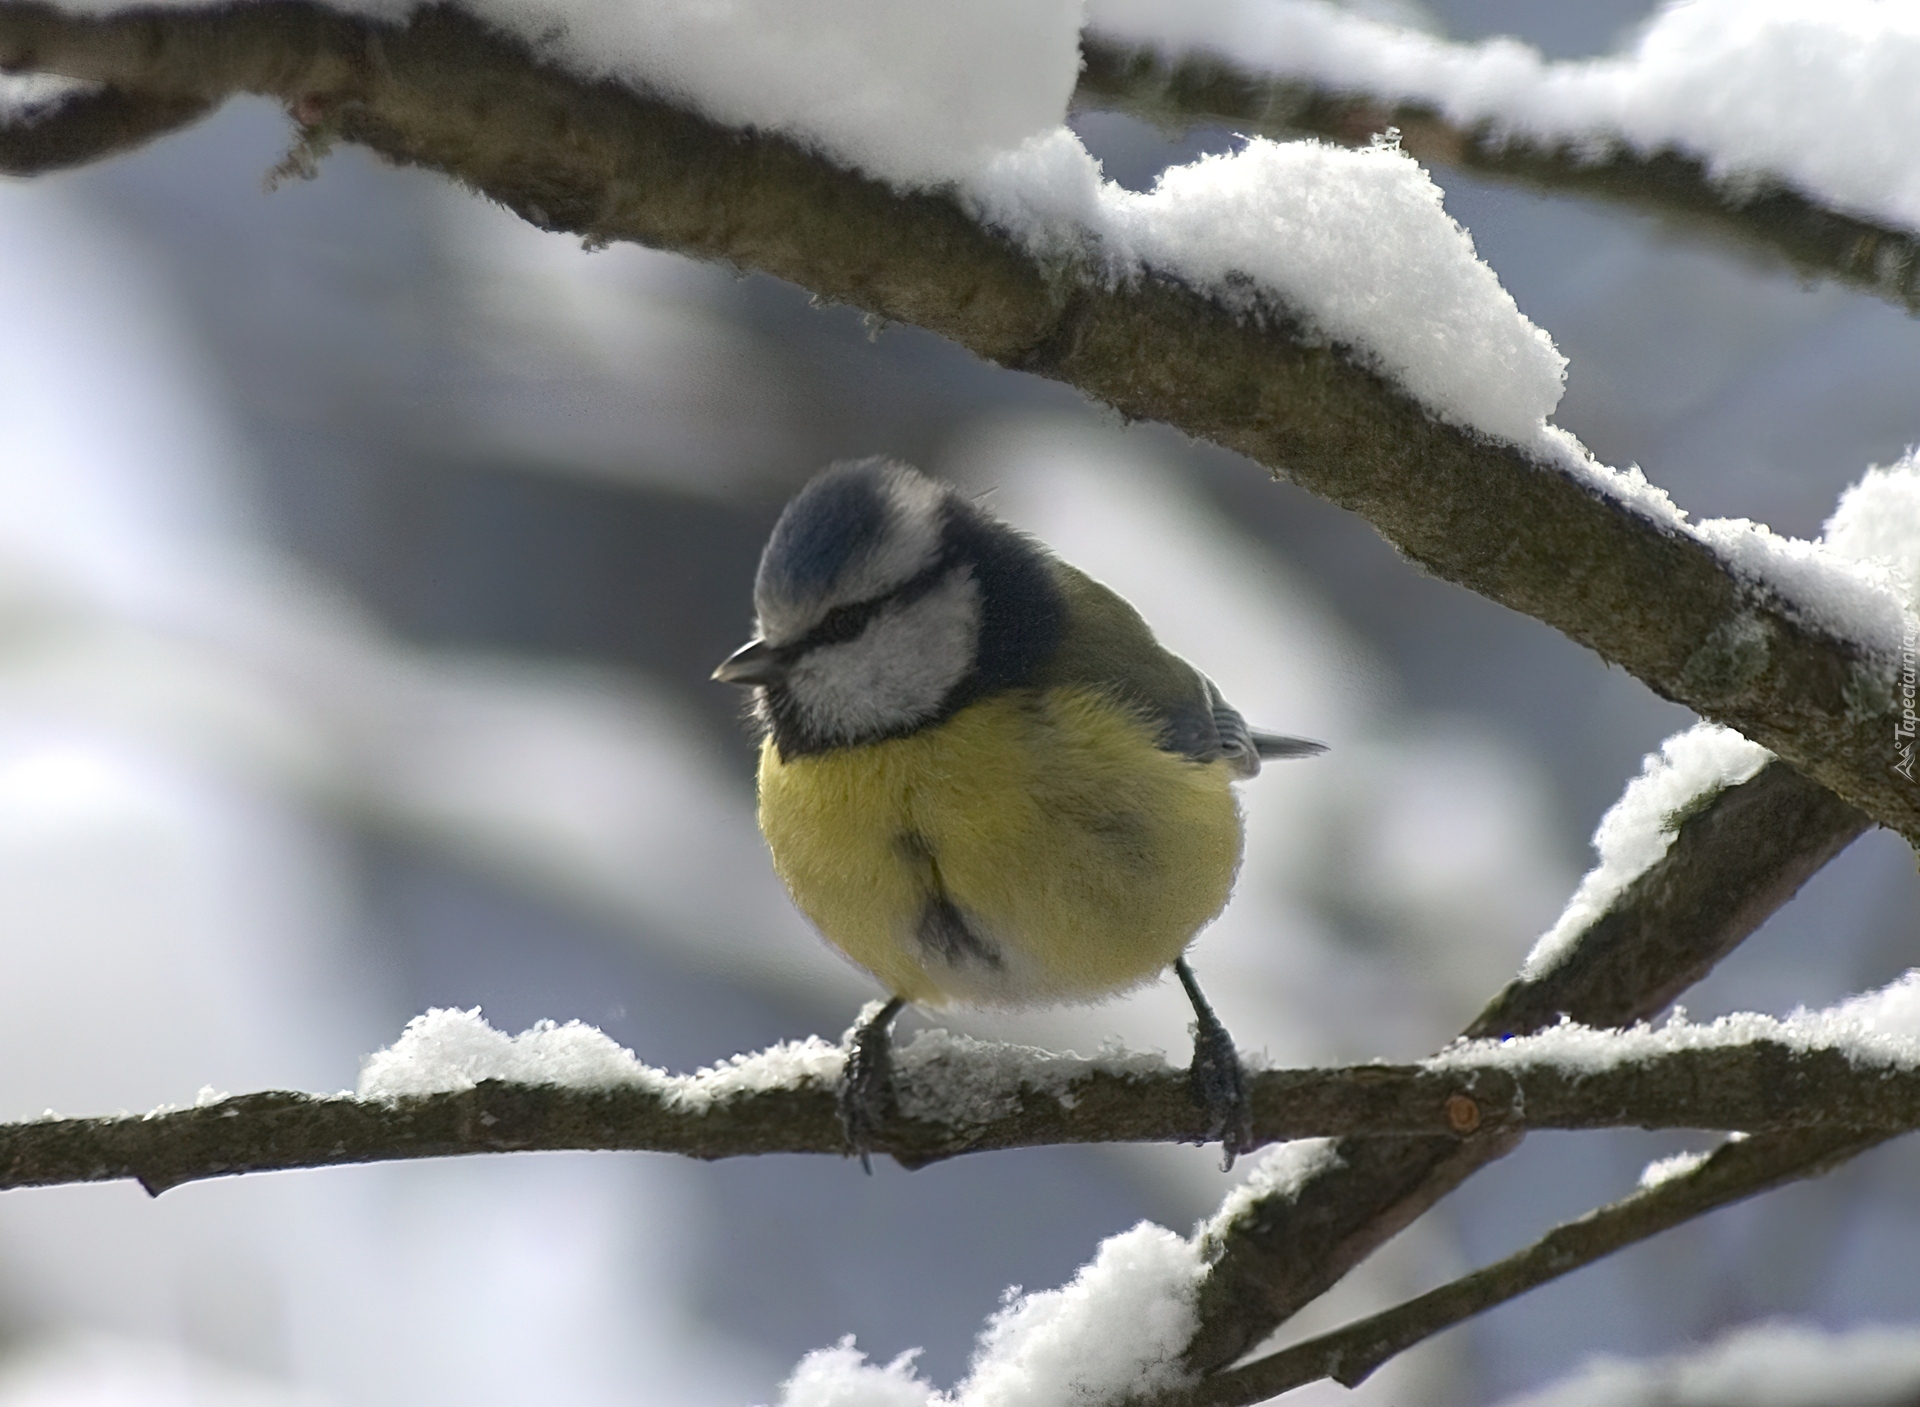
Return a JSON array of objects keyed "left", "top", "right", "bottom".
[{"left": 937, "top": 498, "right": 1065, "bottom": 696}]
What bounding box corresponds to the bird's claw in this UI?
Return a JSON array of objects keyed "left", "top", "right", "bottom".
[
  {"left": 1188, "top": 1015, "right": 1254, "bottom": 1171},
  {"left": 1175, "top": 957, "right": 1253, "bottom": 1170},
  {"left": 838, "top": 997, "right": 904, "bottom": 1172}
]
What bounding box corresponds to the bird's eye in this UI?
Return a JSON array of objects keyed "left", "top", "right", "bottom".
[
  {"left": 807, "top": 597, "right": 885, "bottom": 648},
  {"left": 796, "top": 555, "right": 956, "bottom": 655}
]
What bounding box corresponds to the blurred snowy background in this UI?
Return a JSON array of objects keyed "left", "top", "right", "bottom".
[{"left": 1, "top": 0, "right": 1918, "bottom": 1403}]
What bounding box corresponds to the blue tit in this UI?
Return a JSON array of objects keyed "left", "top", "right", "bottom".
[{"left": 714, "top": 458, "right": 1323, "bottom": 1167}]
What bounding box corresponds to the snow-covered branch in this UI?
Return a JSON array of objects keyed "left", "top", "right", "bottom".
[
  {"left": 1478, "top": 757, "right": 1869, "bottom": 1029},
  {"left": 9, "top": 1005, "right": 1920, "bottom": 1196},
  {"left": 1082, "top": 0, "right": 1920, "bottom": 239},
  {"left": 1, "top": 0, "right": 1917, "bottom": 851},
  {"left": 1075, "top": 28, "right": 1920, "bottom": 314}
]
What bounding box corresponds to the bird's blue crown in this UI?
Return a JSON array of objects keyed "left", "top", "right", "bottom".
[{"left": 756, "top": 459, "right": 898, "bottom": 608}]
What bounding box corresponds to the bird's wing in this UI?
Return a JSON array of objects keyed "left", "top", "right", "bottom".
[{"left": 1036, "top": 564, "right": 1324, "bottom": 774}]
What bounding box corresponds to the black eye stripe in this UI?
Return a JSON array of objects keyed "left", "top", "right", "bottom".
[
  {"left": 788, "top": 550, "right": 963, "bottom": 657},
  {"left": 807, "top": 595, "right": 887, "bottom": 648}
]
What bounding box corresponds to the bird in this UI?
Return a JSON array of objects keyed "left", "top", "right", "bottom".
[{"left": 714, "top": 458, "right": 1324, "bottom": 1168}]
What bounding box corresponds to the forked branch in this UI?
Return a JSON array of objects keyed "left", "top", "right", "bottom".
[
  {"left": 1157, "top": 1126, "right": 1894, "bottom": 1407},
  {"left": 1183, "top": 760, "right": 1870, "bottom": 1373},
  {"left": 0, "top": 0, "right": 1915, "bottom": 844}
]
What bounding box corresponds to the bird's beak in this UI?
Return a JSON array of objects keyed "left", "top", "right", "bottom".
[{"left": 712, "top": 638, "right": 788, "bottom": 687}]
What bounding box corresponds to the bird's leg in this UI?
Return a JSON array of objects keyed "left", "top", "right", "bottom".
[
  {"left": 1176, "top": 957, "right": 1253, "bottom": 1171},
  {"left": 838, "top": 996, "right": 906, "bottom": 1173}
]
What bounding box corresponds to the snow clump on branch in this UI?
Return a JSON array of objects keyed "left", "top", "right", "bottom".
[
  {"left": 1823, "top": 452, "right": 1920, "bottom": 614},
  {"left": 1088, "top": 0, "right": 1920, "bottom": 235},
  {"left": 356, "top": 1006, "right": 846, "bottom": 1107},
  {"left": 1431, "top": 967, "right": 1920, "bottom": 1077},
  {"left": 28, "top": 0, "right": 1085, "bottom": 189},
  {"left": 357, "top": 1007, "right": 666, "bottom": 1098},
  {"left": 1523, "top": 452, "right": 1920, "bottom": 983},
  {"left": 1520, "top": 723, "right": 1770, "bottom": 981},
  {"left": 775, "top": 1222, "right": 1204, "bottom": 1407},
  {"left": 355, "top": 1008, "right": 1171, "bottom": 1120},
  {"left": 971, "top": 129, "right": 1568, "bottom": 448}
]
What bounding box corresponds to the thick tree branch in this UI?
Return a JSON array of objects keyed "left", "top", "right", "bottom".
[
  {"left": 0, "top": 1, "right": 1915, "bottom": 846},
  {"left": 4, "top": 1033, "right": 1916, "bottom": 1195},
  {"left": 1075, "top": 38, "right": 1920, "bottom": 319},
  {"left": 1182, "top": 761, "right": 1870, "bottom": 1373},
  {"left": 1154, "top": 1127, "right": 1895, "bottom": 1407},
  {"left": 1467, "top": 762, "right": 1872, "bottom": 1040}
]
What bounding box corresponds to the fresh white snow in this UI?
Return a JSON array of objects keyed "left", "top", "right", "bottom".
[
  {"left": 1088, "top": 0, "right": 1920, "bottom": 235},
  {"left": 1203, "top": 1136, "right": 1345, "bottom": 1242},
  {"left": 356, "top": 957, "right": 1920, "bottom": 1131},
  {"left": 357, "top": 1007, "right": 670, "bottom": 1099},
  {"left": 354, "top": 1007, "right": 1172, "bottom": 1121},
  {"left": 972, "top": 129, "right": 1568, "bottom": 447},
  {"left": 14, "top": 0, "right": 1919, "bottom": 659},
  {"left": 450, "top": 0, "right": 1082, "bottom": 190},
  {"left": 1824, "top": 452, "right": 1920, "bottom": 615},
  {"left": 271, "top": 963, "right": 1920, "bottom": 1407},
  {"left": 356, "top": 1006, "right": 863, "bottom": 1109},
  {"left": 1433, "top": 968, "right": 1920, "bottom": 1078},
  {"left": 0, "top": 73, "right": 92, "bottom": 122},
  {"left": 1693, "top": 515, "right": 1914, "bottom": 656},
  {"left": 1636, "top": 1148, "right": 1709, "bottom": 1190},
  {"left": 774, "top": 1222, "right": 1204, "bottom": 1407},
  {"left": 888, "top": 1025, "right": 1173, "bottom": 1126},
  {"left": 1520, "top": 723, "right": 1770, "bottom": 980},
  {"left": 1520, "top": 450, "right": 1920, "bottom": 985},
  {"left": 20, "top": 0, "right": 1566, "bottom": 456},
  {"left": 32, "top": 0, "right": 1080, "bottom": 190}
]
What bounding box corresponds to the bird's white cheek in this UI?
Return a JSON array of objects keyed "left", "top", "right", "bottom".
[{"left": 788, "top": 574, "right": 981, "bottom": 739}]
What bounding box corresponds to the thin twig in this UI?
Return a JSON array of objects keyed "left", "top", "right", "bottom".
[
  {"left": 1151, "top": 1127, "right": 1893, "bottom": 1407},
  {"left": 1183, "top": 760, "right": 1870, "bottom": 1372}
]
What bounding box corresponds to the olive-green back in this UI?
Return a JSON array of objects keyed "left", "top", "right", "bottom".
[{"left": 1031, "top": 562, "right": 1219, "bottom": 760}]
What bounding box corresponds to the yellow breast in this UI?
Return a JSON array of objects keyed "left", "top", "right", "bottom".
[{"left": 756, "top": 687, "right": 1243, "bottom": 1007}]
